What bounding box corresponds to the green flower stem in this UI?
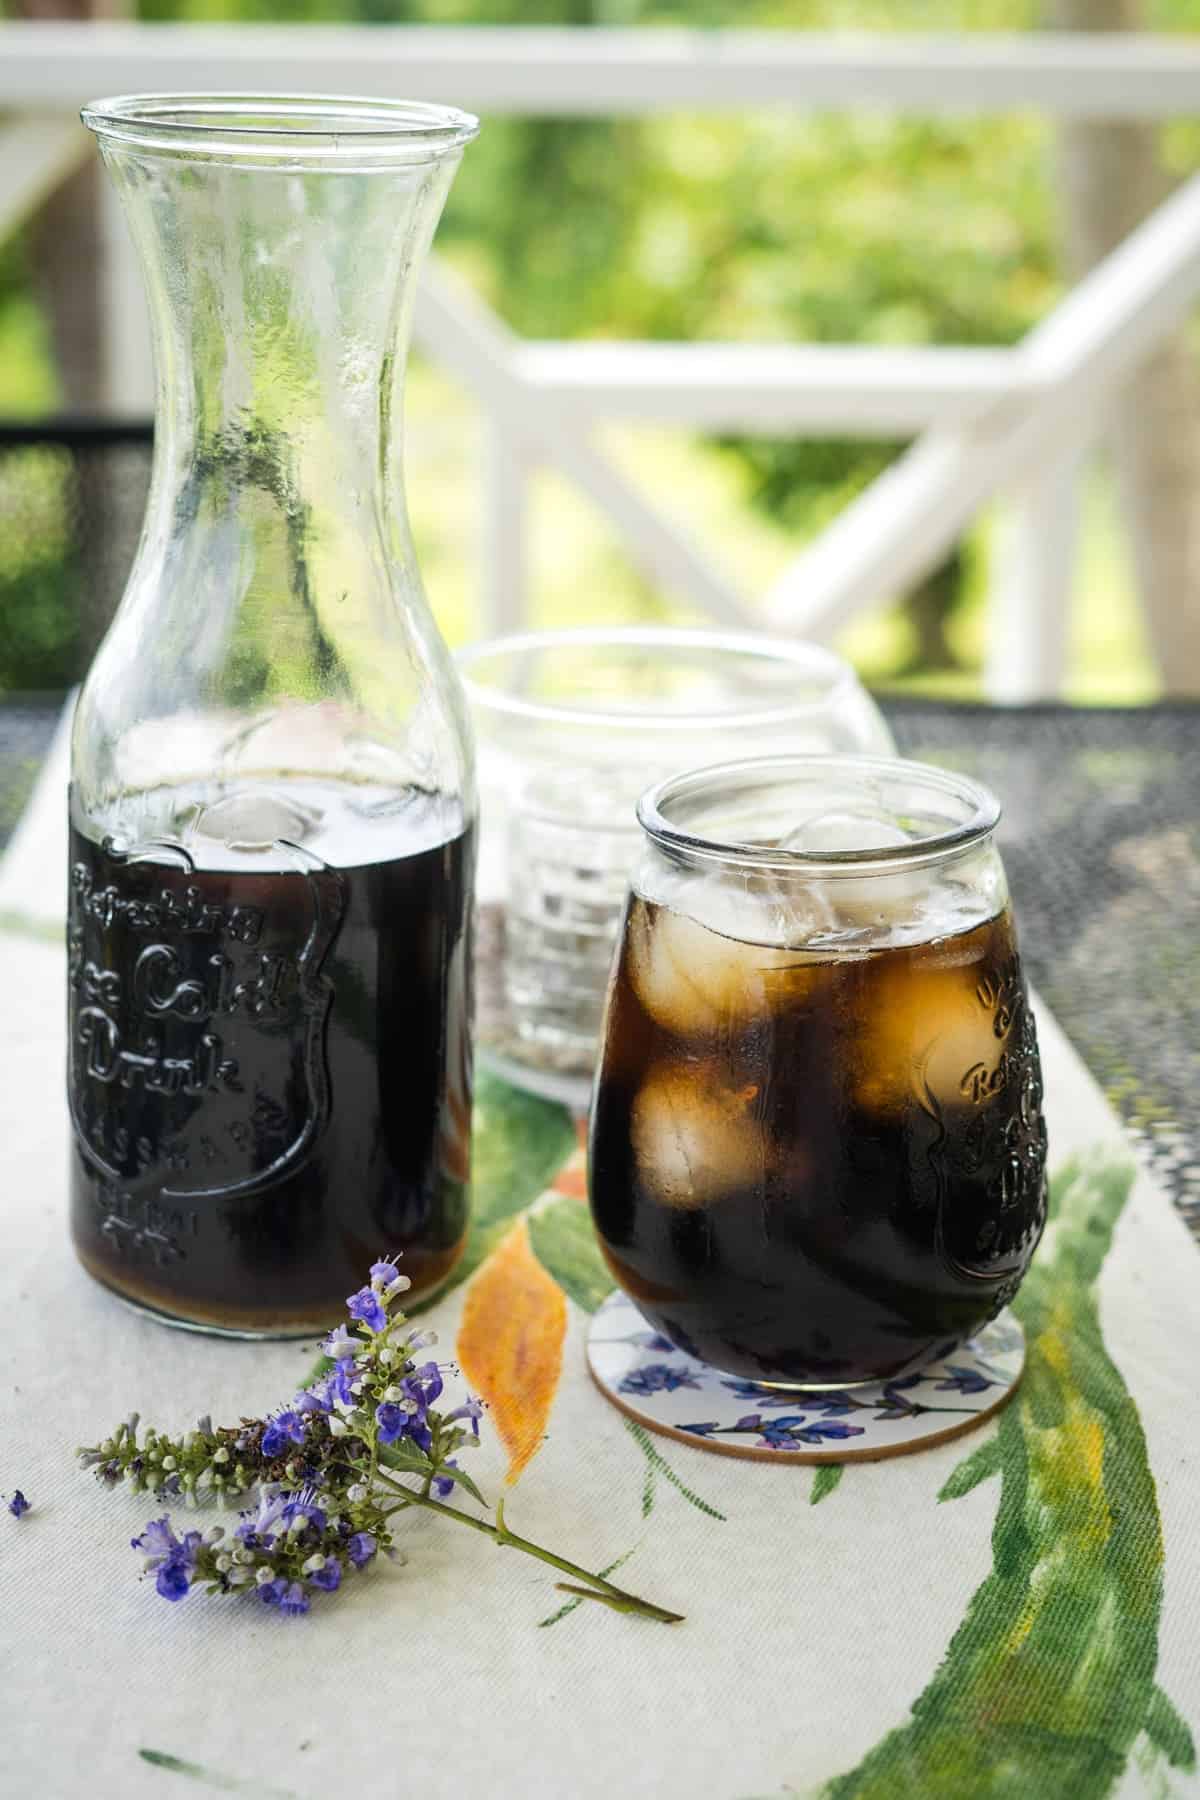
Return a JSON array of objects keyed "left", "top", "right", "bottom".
[
  {"left": 552, "top": 1583, "right": 666, "bottom": 1620},
  {"left": 377, "top": 1474, "right": 683, "bottom": 1624}
]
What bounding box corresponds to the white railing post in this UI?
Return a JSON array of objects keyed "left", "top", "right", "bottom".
[
  {"left": 416, "top": 256, "right": 752, "bottom": 634},
  {"left": 763, "top": 167, "right": 1200, "bottom": 656},
  {"left": 482, "top": 415, "right": 530, "bottom": 635},
  {"left": 99, "top": 181, "right": 154, "bottom": 416},
  {"left": 984, "top": 452, "right": 1083, "bottom": 704}
]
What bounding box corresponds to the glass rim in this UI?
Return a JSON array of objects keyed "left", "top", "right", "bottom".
[
  {"left": 455, "top": 627, "right": 865, "bottom": 734},
  {"left": 80, "top": 92, "right": 480, "bottom": 160},
  {"left": 637, "top": 753, "right": 1002, "bottom": 871}
]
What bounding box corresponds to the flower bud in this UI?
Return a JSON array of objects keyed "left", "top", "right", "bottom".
[
  {"left": 161, "top": 1456, "right": 177, "bottom": 1472},
  {"left": 255, "top": 1565, "right": 277, "bottom": 1586},
  {"left": 328, "top": 1416, "right": 349, "bottom": 1438},
  {"left": 203, "top": 1525, "right": 225, "bottom": 1546},
  {"left": 302, "top": 1554, "right": 326, "bottom": 1575},
  {"left": 227, "top": 1568, "right": 252, "bottom": 1587},
  {"left": 212, "top": 1447, "right": 230, "bottom": 1465},
  {"left": 215, "top": 1554, "right": 233, "bottom": 1574},
  {"left": 347, "top": 1483, "right": 368, "bottom": 1504},
  {"left": 382, "top": 1385, "right": 403, "bottom": 1403}
]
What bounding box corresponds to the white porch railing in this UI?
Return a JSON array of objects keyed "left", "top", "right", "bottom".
[{"left": 2, "top": 24, "right": 1200, "bottom": 699}]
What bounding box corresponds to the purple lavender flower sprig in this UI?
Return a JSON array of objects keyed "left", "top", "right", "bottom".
[
  {"left": 79, "top": 1255, "right": 683, "bottom": 1625},
  {"left": 132, "top": 1489, "right": 377, "bottom": 1614}
]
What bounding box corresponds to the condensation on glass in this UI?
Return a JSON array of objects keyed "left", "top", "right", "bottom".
[{"left": 69, "top": 95, "right": 479, "bottom": 1335}]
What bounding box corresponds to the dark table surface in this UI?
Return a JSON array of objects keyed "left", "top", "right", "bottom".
[{"left": 3, "top": 692, "right": 1196, "bottom": 1237}]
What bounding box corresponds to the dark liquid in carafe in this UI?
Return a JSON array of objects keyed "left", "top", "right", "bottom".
[
  {"left": 589, "top": 896, "right": 1047, "bottom": 1385},
  {"left": 68, "top": 787, "right": 474, "bottom": 1333}
]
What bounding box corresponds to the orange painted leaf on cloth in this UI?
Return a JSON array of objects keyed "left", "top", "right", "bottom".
[
  {"left": 457, "top": 1216, "right": 568, "bottom": 1485},
  {"left": 550, "top": 1136, "right": 588, "bottom": 1201}
]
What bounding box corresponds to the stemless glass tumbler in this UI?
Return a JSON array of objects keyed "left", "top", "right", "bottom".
[
  {"left": 458, "top": 628, "right": 893, "bottom": 1105},
  {"left": 589, "top": 756, "right": 1049, "bottom": 1387},
  {"left": 69, "top": 96, "right": 479, "bottom": 1335}
]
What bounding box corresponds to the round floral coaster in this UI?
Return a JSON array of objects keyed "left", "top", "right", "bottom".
[{"left": 586, "top": 1290, "right": 1025, "bottom": 1464}]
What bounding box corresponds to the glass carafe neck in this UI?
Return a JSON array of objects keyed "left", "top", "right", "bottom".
[
  {"left": 104, "top": 128, "right": 462, "bottom": 588},
  {"left": 76, "top": 97, "right": 478, "bottom": 827}
]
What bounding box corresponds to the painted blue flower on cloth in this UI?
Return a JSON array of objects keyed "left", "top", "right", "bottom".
[
  {"left": 936, "top": 1365, "right": 996, "bottom": 1396},
  {"left": 685, "top": 1414, "right": 868, "bottom": 1449},
  {"left": 589, "top": 1290, "right": 1026, "bottom": 1464},
  {"left": 618, "top": 1362, "right": 702, "bottom": 1397},
  {"left": 801, "top": 1392, "right": 875, "bottom": 1418},
  {"left": 721, "top": 1379, "right": 851, "bottom": 1412},
  {"left": 757, "top": 1417, "right": 866, "bottom": 1449}
]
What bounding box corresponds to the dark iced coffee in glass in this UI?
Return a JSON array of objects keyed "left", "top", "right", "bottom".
[{"left": 589, "top": 756, "right": 1047, "bottom": 1387}]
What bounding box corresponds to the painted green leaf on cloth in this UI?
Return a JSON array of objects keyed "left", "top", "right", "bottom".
[
  {"left": 138, "top": 1749, "right": 298, "bottom": 1796},
  {"left": 1143, "top": 1685, "right": 1197, "bottom": 1772},
  {"left": 622, "top": 1418, "right": 727, "bottom": 1522},
  {"left": 936, "top": 1434, "right": 1002, "bottom": 1504},
  {"left": 527, "top": 1194, "right": 613, "bottom": 1315},
  {"left": 407, "top": 1071, "right": 575, "bottom": 1313},
  {"left": 810, "top": 1464, "right": 845, "bottom": 1506},
  {"left": 824, "top": 1149, "right": 1196, "bottom": 1800}
]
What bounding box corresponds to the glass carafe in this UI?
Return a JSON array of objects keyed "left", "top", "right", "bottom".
[{"left": 69, "top": 95, "right": 479, "bottom": 1336}]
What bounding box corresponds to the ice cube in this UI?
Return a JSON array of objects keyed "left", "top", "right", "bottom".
[
  {"left": 781, "top": 809, "right": 912, "bottom": 856},
  {"left": 851, "top": 937, "right": 1013, "bottom": 1119},
  {"left": 631, "top": 1063, "right": 768, "bottom": 1208},
  {"left": 627, "top": 896, "right": 816, "bottom": 1037},
  {"left": 192, "top": 791, "right": 321, "bottom": 852}
]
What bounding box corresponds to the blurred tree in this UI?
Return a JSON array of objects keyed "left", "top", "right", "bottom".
[{"left": 4, "top": 0, "right": 1196, "bottom": 692}]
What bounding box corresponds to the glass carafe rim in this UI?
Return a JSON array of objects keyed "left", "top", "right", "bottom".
[
  {"left": 81, "top": 91, "right": 479, "bottom": 162},
  {"left": 456, "top": 626, "right": 869, "bottom": 735},
  {"left": 637, "top": 752, "right": 1001, "bottom": 873}
]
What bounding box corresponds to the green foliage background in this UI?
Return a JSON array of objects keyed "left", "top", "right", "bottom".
[{"left": 2, "top": 0, "right": 1197, "bottom": 695}]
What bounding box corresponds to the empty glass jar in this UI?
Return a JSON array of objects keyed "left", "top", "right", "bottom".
[{"left": 458, "top": 627, "right": 893, "bottom": 1105}]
